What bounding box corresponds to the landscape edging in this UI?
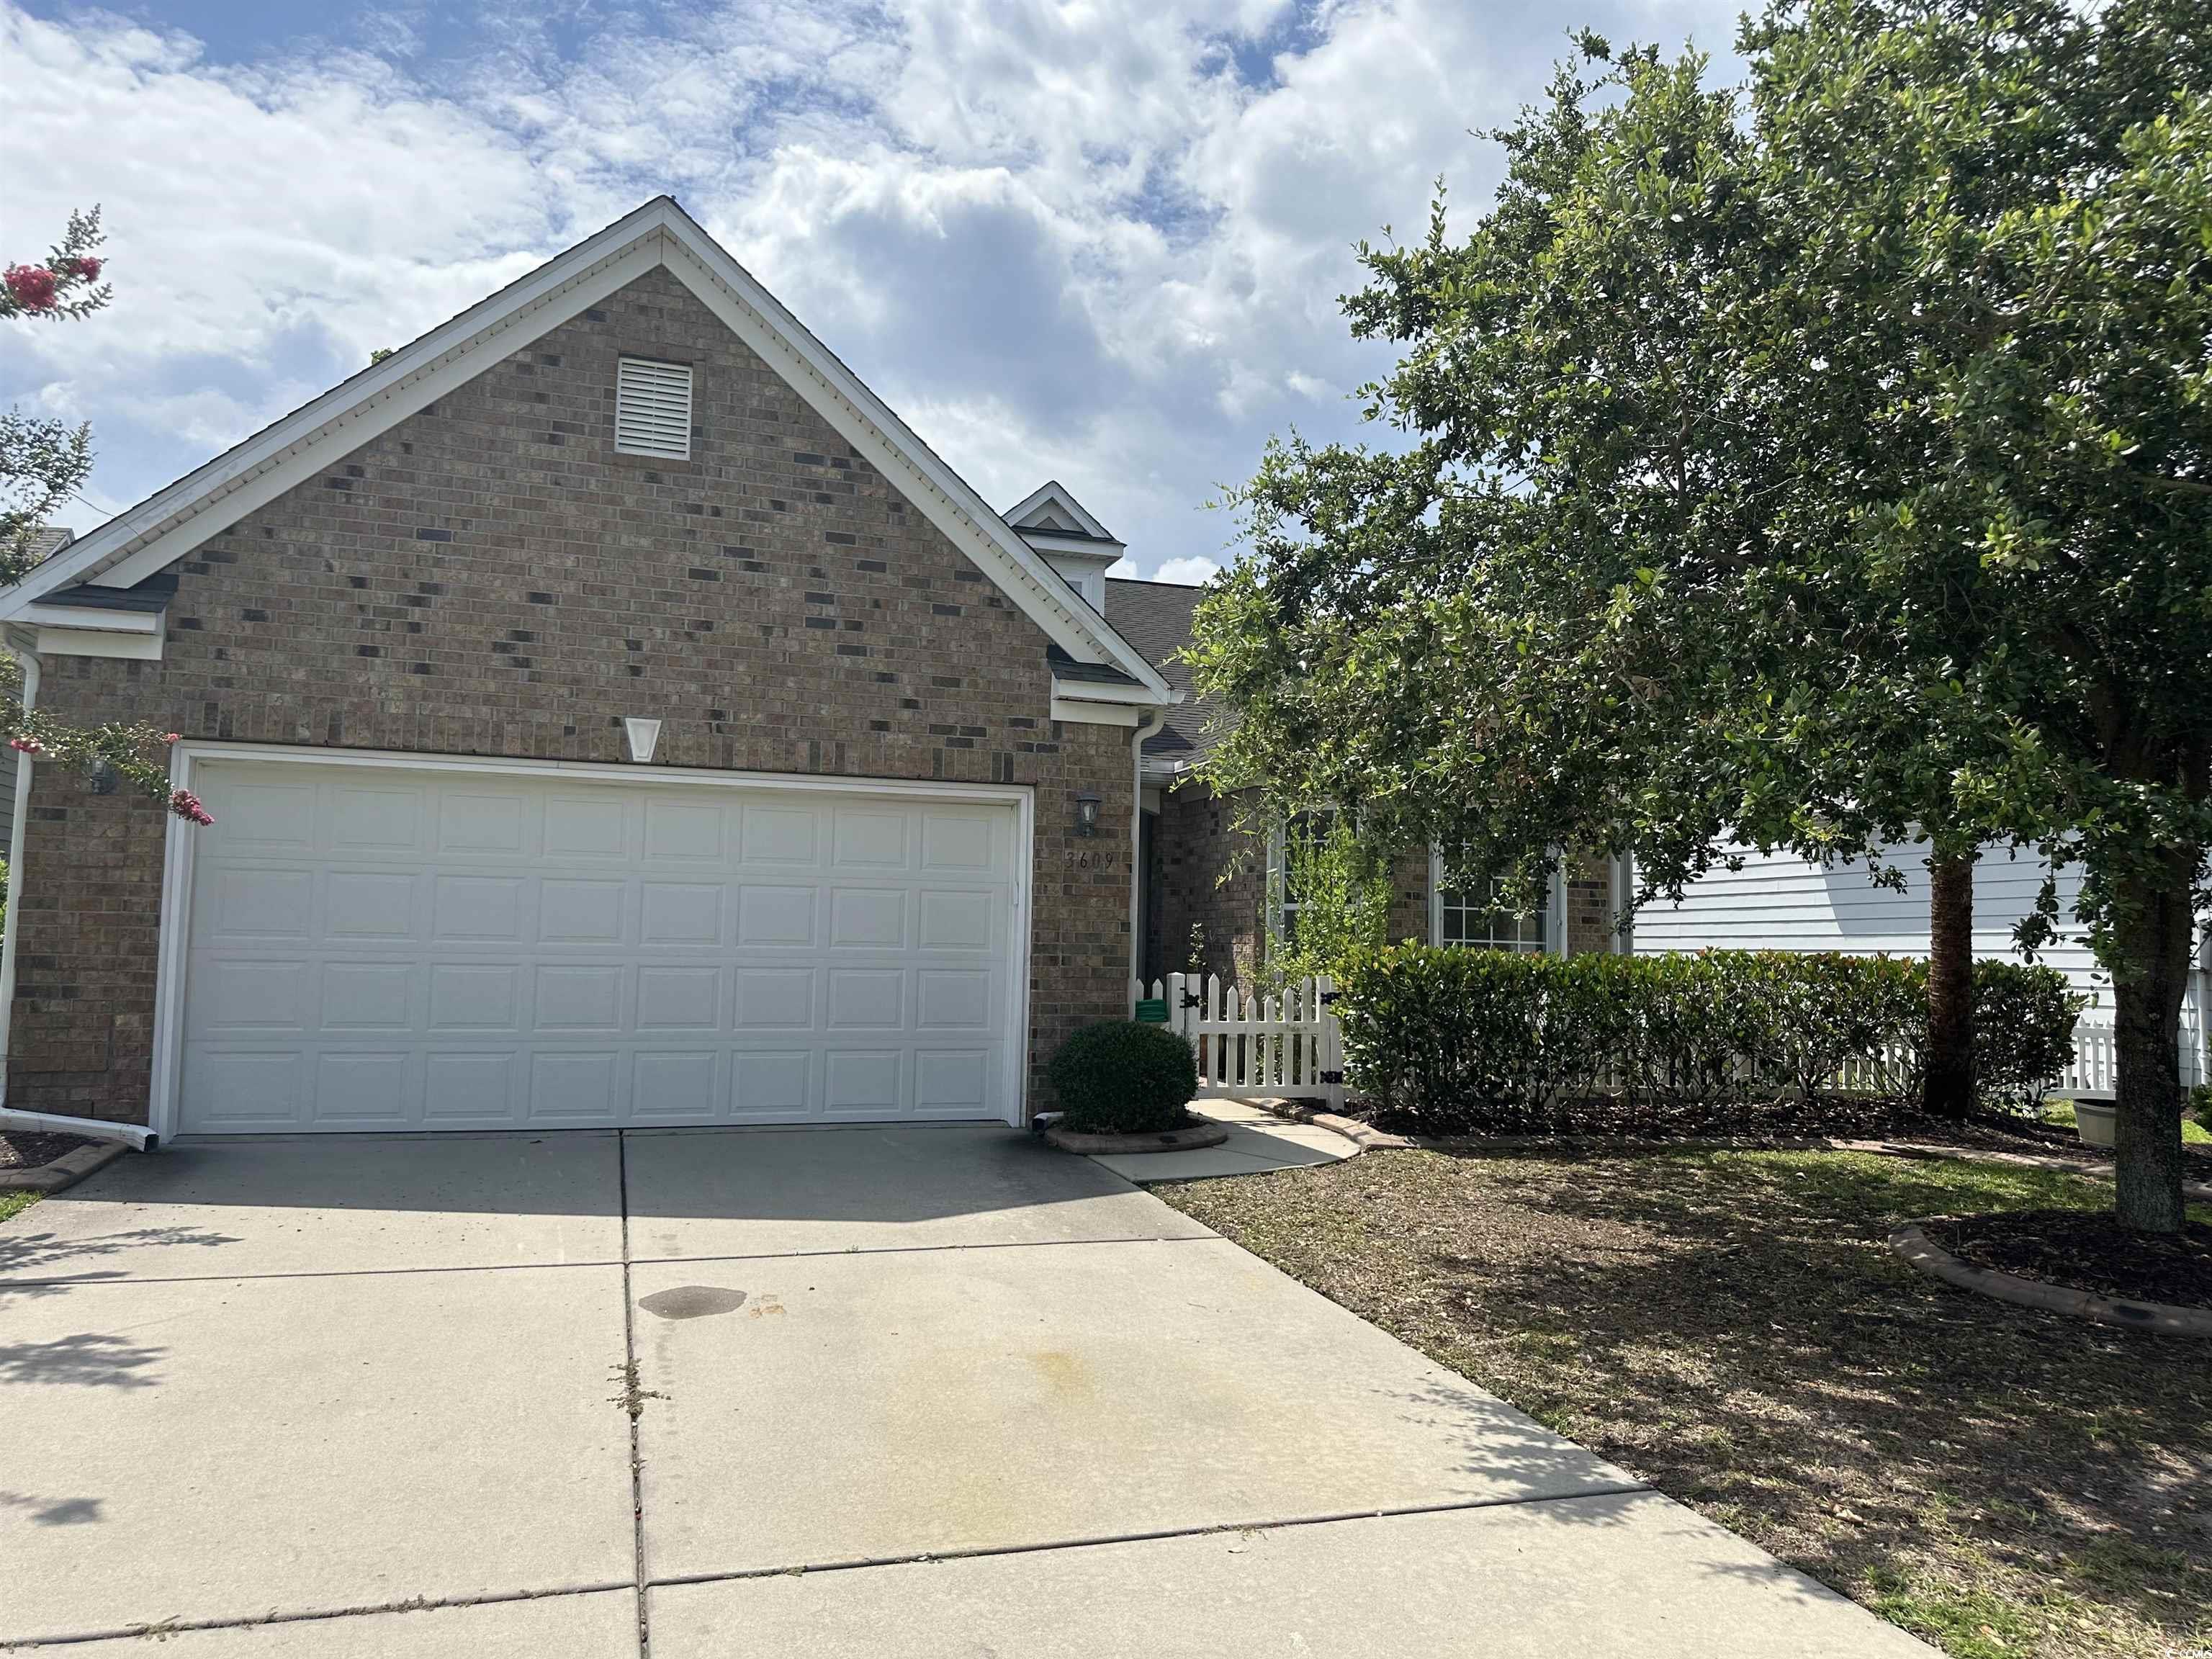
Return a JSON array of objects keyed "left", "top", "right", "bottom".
[
  {"left": 1043, "top": 1120, "right": 1232, "bottom": 1156},
  {"left": 1890, "top": 1222, "right": 2212, "bottom": 1336},
  {"left": 0, "top": 1140, "right": 130, "bottom": 1195},
  {"left": 1241, "top": 1100, "right": 2212, "bottom": 1196}
]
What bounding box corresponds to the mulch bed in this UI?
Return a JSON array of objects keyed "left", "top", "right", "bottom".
[
  {"left": 1929, "top": 1208, "right": 2212, "bottom": 1309},
  {"left": 0, "top": 1130, "right": 93, "bottom": 1172},
  {"left": 1363, "top": 1094, "right": 2211, "bottom": 1164}
]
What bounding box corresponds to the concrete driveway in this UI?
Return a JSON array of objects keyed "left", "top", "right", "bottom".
[{"left": 0, "top": 1125, "right": 1927, "bottom": 1655}]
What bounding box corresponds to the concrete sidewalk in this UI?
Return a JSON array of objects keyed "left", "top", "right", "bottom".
[{"left": 0, "top": 1125, "right": 1928, "bottom": 1655}]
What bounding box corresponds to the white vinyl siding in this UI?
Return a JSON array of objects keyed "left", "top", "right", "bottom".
[
  {"left": 615, "top": 357, "right": 693, "bottom": 459},
  {"left": 1634, "top": 843, "right": 2108, "bottom": 1000}
]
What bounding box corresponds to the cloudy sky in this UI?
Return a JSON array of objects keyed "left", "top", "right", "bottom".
[{"left": 4, "top": 0, "right": 1745, "bottom": 583}]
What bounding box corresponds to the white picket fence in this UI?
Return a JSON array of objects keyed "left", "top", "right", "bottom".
[
  {"left": 2056, "top": 1010, "right": 2207, "bottom": 1098},
  {"left": 1133, "top": 974, "right": 1344, "bottom": 1112}
]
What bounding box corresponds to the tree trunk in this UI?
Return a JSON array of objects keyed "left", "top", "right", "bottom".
[
  {"left": 2109, "top": 860, "right": 2193, "bottom": 1235},
  {"left": 1923, "top": 851, "right": 1977, "bottom": 1120}
]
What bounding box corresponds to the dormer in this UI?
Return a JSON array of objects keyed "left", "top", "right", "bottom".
[{"left": 1003, "top": 481, "right": 1125, "bottom": 612}]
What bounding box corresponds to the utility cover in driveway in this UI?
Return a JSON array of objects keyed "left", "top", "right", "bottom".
[{"left": 174, "top": 759, "right": 1022, "bottom": 1133}]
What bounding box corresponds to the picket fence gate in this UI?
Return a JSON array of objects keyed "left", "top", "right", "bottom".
[{"left": 1133, "top": 974, "right": 1344, "bottom": 1112}]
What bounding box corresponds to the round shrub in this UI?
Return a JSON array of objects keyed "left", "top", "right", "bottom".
[
  {"left": 1048, "top": 1020, "right": 1197, "bottom": 1134},
  {"left": 1970, "top": 961, "right": 2085, "bottom": 1110}
]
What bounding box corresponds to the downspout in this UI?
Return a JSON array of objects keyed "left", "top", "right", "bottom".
[
  {"left": 0, "top": 642, "right": 41, "bottom": 1084},
  {"left": 1127, "top": 708, "right": 1161, "bottom": 1010},
  {"left": 0, "top": 641, "right": 155, "bottom": 1149}
]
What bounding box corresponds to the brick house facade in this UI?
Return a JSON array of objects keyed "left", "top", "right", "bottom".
[
  {"left": 1, "top": 199, "right": 1635, "bottom": 1139},
  {"left": 0, "top": 202, "right": 1173, "bottom": 1135}
]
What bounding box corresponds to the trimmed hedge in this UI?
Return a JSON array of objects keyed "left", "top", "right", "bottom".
[
  {"left": 1336, "top": 947, "right": 2080, "bottom": 1132},
  {"left": 1048, "top": 1020, "right": 1199, "bottom": 1134}
]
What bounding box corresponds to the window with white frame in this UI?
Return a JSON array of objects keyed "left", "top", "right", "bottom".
[
  {"left": 615, "top": 357, "right": 694, "bottom": 459},
  {"left": 1269, "top": 809, "right": 1338, "bottom": 950},
  {"left": 1432, "top": 851, "right": 1550, "bottom": 953}
]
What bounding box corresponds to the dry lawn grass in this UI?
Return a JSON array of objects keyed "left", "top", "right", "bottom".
[{"left": 1158, "top": 1148, "right": 2212, "bottom": 1659}]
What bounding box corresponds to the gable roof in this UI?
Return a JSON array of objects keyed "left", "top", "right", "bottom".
[
  {"left": 1, "top": 198, "right": 1172, "bottom": 703},
  {"left": 1105, "top": 576, "right": 1231, "bottom": 770},
  {"left": 1004, "top": 480, "right": 1121, "bottom": 547}
]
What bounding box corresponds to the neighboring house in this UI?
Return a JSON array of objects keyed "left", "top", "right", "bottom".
[
  {"left": 1634, "top": 845, "right": 2211, "bottom": 1087},
  {"left": 0, "top": 198, "right": 1178, "bottom": 1138}
]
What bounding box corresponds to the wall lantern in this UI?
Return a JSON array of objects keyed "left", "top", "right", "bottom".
[
  {"left": 87, "top": 757, "right": 118, "bottom": 796},
  {"left": 623, "top": 717, "right": 662, "bottom": 764},
  {"left": 1074, "top": 793, "right": 1102, "bottom": 837}
]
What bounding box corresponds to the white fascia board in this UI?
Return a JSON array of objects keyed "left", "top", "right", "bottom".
[
  {"left": 37, "top": 623, "right": 163, "bottom": 660},
  {"left": 1048, "top": 677, "right": 1177, "bottom": 707},
  {"left": 1004, "top": 480, "right": 1116, "bottom": 543},
  {"left": 0, "top": 202, "right": 683, "bottom": 616},
  {"left": 1020, "top": 529, "right": 1126, "bottom": 559},
  {"left": 654, "top": 222, "right": 1168, "bottom": 695},
  {"left": 16, "top": 603, "right": 161, "bottom": 633},
  {"left": 1051, "top": 678, "right": 1180, "bottom": 727},
  {"left": 1052, "top": 696, "right": 1147, "bottom": 727}
]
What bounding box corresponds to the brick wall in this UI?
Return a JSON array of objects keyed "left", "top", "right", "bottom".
[
  {"left": 9, "top": 266, "right": 1134, "bottom": 1123},
  {"left": 1154, "top": 783, "right": 1266, "bottom": 983},
  {"left": 1563, "top": 853, "right": 1621, "bottom": 956}
]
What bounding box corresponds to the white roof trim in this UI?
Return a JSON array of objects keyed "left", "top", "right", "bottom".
[
  {"left": 1021, "top": 529, "right": 1125, "bottom": 562},
  {"left": 1004, "top": 480, "right": 1120, "bottom": 547},
  {"left": 0, "top": 199, "right": 1170, "bottom": 696},
  {"left": 1048, "top": 675, "right": 1177, "bottom": 707}
]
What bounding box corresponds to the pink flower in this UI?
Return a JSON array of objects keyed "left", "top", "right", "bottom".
[
  {"left": 169, "top": 787, "right": 214, "bottom": 827},
  {"left": 4, "top": 264, "right": 58, "bottom": 310},
  {"left": 67, "top": 256, "right": 102, "bottom": 282},
  {"left": 161, "top": 732, "right": 181, "bottom": 743},
  {"left": 9, "top": 734, "right": 45, "bottom": 755}
]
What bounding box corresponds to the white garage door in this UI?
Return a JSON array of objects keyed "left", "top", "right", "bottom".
[{"left": 173, "top": 758, "right": 1025, "bottom": 1135}]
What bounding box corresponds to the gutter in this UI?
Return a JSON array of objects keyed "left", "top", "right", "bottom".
[{"left": 0, "top": 639, "right": 158, "bottom": 1151}]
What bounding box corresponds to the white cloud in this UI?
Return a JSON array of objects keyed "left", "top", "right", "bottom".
[
  {"left": 3, "top": 0, "right": 1747, "bottom": 579},
  {"left": 1154, "top": 555, "right": 1225, "bottom": 585}
]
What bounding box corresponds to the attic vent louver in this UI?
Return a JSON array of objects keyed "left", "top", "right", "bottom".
[{"left": 616, "top": 357, "right": 693, "bottom": 459}]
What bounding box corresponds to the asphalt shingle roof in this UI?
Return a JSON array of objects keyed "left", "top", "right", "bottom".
[{"left": 1103, "top": 577, "right": 1230, "bottom": 765}]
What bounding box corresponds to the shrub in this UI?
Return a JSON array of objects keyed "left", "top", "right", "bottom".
[
  {"left": 1968, "top": 961, "right": 2085, "bottom": 1110},
  {"left": 1336, "top": 946, "right": 1937, "bottom": 1131},
  {"left": 1334, "top": 948, "right": 1550, "bottom": 1125},
  {"left": 2188, "top": 1084, "right": 2212, "bottom": 1134},
  {"left": 1048, "top": 1020, "right": 1198, "bottom": 1134}
]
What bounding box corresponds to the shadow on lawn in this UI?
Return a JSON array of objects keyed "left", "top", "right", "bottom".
[{"left": 1171, "top": 1146, "right": 2212, "bottom": 1655}]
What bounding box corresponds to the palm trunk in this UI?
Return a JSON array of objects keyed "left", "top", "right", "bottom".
[
  {"left": 2110, "top": 859, "right": 2193, "bottom": 1234},
  {"left": 1923, "top": 851, "right": 1976, "bottom": 1119}
]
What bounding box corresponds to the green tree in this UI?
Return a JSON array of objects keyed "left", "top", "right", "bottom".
[
  {"left": 1190, "top": 0, "right": 2212, "bottom": 1230},
  {"left": 2, "top": 210, "right": 214, "bottom": 822}
]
